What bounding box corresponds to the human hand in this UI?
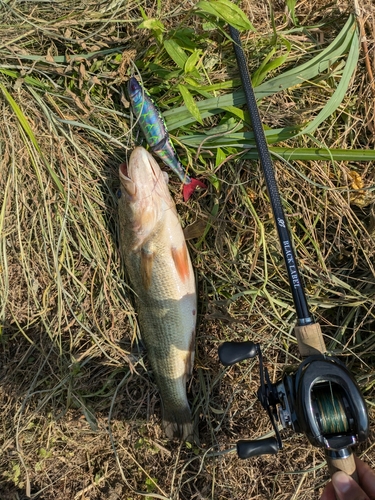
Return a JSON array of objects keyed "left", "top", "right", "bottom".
[{"left": 320, "top": 457, "right": 375, "bottom": 500}]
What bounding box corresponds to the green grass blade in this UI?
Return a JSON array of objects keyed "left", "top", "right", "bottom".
[
  {"left": 179, "top": 126, "right": 301, "bottom": 148},
  {"left": 163, "top": 15, "right": 356, "bottom": 131},
  {"left": 255, "top": 14, "right": 356, "bottom": 99},
  {"left": 246, "top": 147, "right": 375, "bottom": 161},
  {"left": 1, "top": 83, "right": 65, "bottom": 194},
  {"left": 297, "top": 24, "right": 360, "bottom": 136},
  {"left": 3, "top": 46, "right": 128, "bottom": 64},
  {"left": 285, "top": 0, "right": 298, "bottom": 25},
  {"left": 0, "top": 82, "right": 41, "bottom": 152},
  {"left": 0, "top": 68, "right": 49, "bottom": 89},
  {"left": 252, "top": 38, "right": 291, "bottom": 88}
]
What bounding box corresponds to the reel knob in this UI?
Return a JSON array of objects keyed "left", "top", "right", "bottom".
[
  {"left": 218, "top": 341, "right": 259, "bottom": 366},
  {"left": 237, "top": 437, "right": 279, "bottom": 459}
]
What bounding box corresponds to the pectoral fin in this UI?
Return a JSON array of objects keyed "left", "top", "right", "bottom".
[
  {"left": 171, "top": 245, "right": 190, "bottom": 283},
  {"left": 141, "top": 248, "right": 154, "bottom": 290}
]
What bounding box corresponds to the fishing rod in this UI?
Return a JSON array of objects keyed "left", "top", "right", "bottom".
[{"left": 218, "top": 24, "right": 368, "bottom": 482}]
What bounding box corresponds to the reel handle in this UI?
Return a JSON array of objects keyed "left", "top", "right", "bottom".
[
  {"left": 218, "top": 341, "right": 258, "bottom": 366},
  {"left": 237, "top": 437, "right": 279, "bottom": 459}
]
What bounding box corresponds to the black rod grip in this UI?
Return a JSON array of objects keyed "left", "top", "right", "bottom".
[
  {"left": 237, "top": 437, "right": 279, "bottom": 459},
  {"left": 218, "top": 341, "right": 258, "bottom": 366}
]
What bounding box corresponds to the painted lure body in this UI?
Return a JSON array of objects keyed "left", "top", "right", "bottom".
[{"left": 127, "top": 77, "right": 206, "bottom": 201}]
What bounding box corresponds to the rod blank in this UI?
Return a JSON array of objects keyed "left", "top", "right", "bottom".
[{"left": 229, "top": 25, "right": 312, "bottom": 325}]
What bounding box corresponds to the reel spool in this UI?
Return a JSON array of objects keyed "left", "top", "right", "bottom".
[{"left": 218, "top": 341, "right": 369, "bottom": 461}]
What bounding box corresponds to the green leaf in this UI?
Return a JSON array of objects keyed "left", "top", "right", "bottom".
[
  {"left": 2, "top": 46, "right": 127, "bottom": 65},
  {"left": 195, "top": 0, "right": 254, "bottom": 31},
  {"left": 139, "top": 6, "right": 148, "bottom": 21},
  {"left": 221, "top": 105, "right": 246, "bottom": 120},
  {"left": 1, "top": 84, "right": 65, "bottom": 195},
  {"left": 253, "top": 53, "right": 289, "bottom": 86},
  {"left": 172, "top": 28, "right": 197, "bottom": 50},
  {"left": 177, "top": 85, "right": 203, "bottom": 124},
  {"left": 138, "top": 19, "right": 165, "bottom": 31},
  {"left": 251, "top": 46, "right": 276, "bottom": 87},
  {"left": 252, "top": 39, "right": 291, "bottom": 87},
  {"left": 226, "top": 147, "right": 375, "bottom": 161},
  {"left": 215, "top": 147, "right": 227, "bottom": 167},
  {"left": 145, "top": 477, "right": 158, "bottom": 492},
  {"left": 12, "top": 464, "right": 21, "bottom": 484},
  {"left": 184, "top": 49, "right": 202, "bottom": 73},
  {"left": 138, "top": 18, "right": 165, "bottom": 44},
  {"left": 0, "top": 68, "right": 49, "bottom": 89},
  {"left": 202, "top": 21, "right": 217, "bottom": 31},
  {"left": 38, "top": 448, "right": 52, "bottom": 458},
  {"left": 0, "top": 83, "right": 40, "bottom": 152},
  {"left": 163, "top": 39, "right": 188, "bottom": 69}
]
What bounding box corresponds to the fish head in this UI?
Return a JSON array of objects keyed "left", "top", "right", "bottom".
[
  {"left": 127, "top": 77, "right": 142, "bottom": 107},
  {"left": 119, "top": 147, "right": 174, "bottom": 246}
]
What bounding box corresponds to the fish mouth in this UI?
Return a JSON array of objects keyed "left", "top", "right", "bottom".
[
  {"left": 119, "top": 161, "right": 137, "bottom": 197},
  {"left": 119, "top": 162, "right": 128, "bottom": 178},
  {"left": 119, "top": 148, "right": 160, "bottom": 200}
]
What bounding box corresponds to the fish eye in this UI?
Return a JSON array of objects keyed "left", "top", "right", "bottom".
[{"left": 116, "top": 188, "right": 122, "bottom": 198}]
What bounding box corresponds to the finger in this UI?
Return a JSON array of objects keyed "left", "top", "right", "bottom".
[
  {"left": 320, "top": 481, "right": 336, "bottom": 500},
  {"left": 332, "top": 471, "right": 370, "bottom": 500},
  {"left": 356, "top": 457, "right": 375, "bottom": 498}
]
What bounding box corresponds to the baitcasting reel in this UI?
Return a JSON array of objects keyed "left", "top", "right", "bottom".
[{"left": 218, "top": 341, "right": 369, "bottom": 465}]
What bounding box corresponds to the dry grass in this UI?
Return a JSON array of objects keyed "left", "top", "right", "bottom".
[{"left": 1, "top": 0, "right": 375, "bottom": 499}]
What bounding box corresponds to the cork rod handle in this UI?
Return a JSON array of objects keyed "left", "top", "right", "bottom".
[
  {"left": 326, "top": 452, "right": 359, "bottom": 484},
  {"left": 294, "top": 322, "right": 326, "bottom": 356}
]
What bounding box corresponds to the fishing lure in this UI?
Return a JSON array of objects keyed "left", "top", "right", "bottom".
[{"left": 127, "top": 76, "right": 206, "bottom": 201}]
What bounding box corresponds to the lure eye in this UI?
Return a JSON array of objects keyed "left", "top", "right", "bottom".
[
  {"left": 116, "top": 188, "right": 122, "bottom": 199},
  {"left": 128, "top": 77, "right": 139, "bottom": 94}
]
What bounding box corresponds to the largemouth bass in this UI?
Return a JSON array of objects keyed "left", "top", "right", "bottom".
[
  {"left": 118, "top": 146, "right": 197, "bottom": 441},
  {"left": 127, "top": 76, "right": 206, "bottom": 201}
]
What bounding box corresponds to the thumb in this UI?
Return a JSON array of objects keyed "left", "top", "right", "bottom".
[{"left": 332, "top": 471, "right": 370, "bottom": 500}]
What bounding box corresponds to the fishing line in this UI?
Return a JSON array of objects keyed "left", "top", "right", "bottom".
[
  {"left": 228, "top": 25, "right": 312, "bottom": 326},
  {"left": 313, "top": 386, "right": 350, "bottom": 435}
]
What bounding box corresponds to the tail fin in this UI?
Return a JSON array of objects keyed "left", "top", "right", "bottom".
[
  {"left": 162, "top": 404, "right": 196, "bottom": 442},
  {"left": 183, "top": 178, "right": 207, "bottom": 201}
]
